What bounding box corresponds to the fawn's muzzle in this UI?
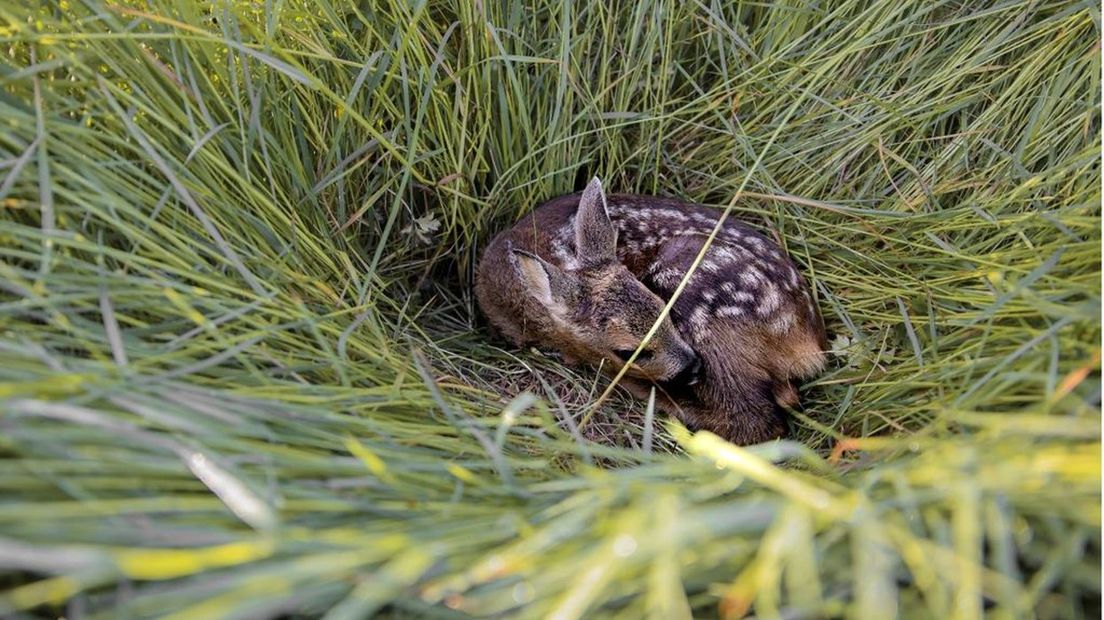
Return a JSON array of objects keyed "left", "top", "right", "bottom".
[
  {"left": 666, "top": 351, "right": 703, "bottom": 387},
  {"left": 687, "top": 357, "right": 703, "bottom": 385}
]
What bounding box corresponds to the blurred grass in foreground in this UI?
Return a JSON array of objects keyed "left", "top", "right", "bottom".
[{"left": 0, "top": 0, "right": 1100, "bottom": 617}]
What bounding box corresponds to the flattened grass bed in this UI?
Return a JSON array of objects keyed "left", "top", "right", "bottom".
[{"left": 0, "top": 1, "right": 1099, "bottom": 617}]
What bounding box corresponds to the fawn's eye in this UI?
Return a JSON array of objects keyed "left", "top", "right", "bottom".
[{"left": 613, "top": 349, "right": 653, "bottom": 362}]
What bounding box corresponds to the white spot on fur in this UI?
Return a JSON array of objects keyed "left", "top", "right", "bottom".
[
  {"left": 769, "top": 312, "right": 796, "bottom": 333},
  {"left": 717, "top": 304, "right": 745, "bottom": 318},
  {"left": 650, "top": 209, "right": 688, "bottom": 223},
  {"left": 740, "top": 267, "right": 764, "bottom": 288},
  {"left": 689, "top": 305, "right": 711, "bottom": 331},
  {"left": 758, "top": 285, "right": 781, "bottom": 315},
  {"left": 652, "top": 268, "right": 682, "bottom": 288}
]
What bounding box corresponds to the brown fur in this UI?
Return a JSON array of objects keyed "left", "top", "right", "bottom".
[{"left": 476, "top": 178, "right": 827, "bottom": 445}]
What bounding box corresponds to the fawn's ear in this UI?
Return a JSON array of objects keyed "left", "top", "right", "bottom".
[
  {"left": 511, "top": 249, "right": 576, "bottom": 316},
  {"left": 575, "top": 176, "right": 617, "bottom": 266}
]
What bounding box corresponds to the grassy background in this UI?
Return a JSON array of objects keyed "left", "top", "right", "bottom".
[{"left": 0, "top": 0, "right": 1100, "bottom": 617}]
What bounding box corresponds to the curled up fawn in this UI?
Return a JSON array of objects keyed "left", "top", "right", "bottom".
[{"left": 475, "top": 177, "right": 827, "bottom": 445}]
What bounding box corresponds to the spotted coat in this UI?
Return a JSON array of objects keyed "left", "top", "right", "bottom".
[{"left": 546, "top": 195, "right": 820, "bottom": 343}]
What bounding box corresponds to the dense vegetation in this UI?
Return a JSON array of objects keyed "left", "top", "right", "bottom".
[{"left": 0, "top": 0, "right": 1099, "bottom": 617}]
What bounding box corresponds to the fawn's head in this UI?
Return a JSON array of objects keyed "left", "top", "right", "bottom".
[{"left": 511, "top": 177, "right": 700, "bottom": 384}]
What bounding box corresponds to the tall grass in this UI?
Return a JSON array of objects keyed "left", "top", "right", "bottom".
[{"left": 0, "top": 0, "right": 1099, "bottom": 617}]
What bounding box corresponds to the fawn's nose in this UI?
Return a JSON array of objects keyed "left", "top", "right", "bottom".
[
  {"left": 687, "top": 355, "right": 703, "bottom": 385},
  {"left": 669, "top": 350, "right": 703, "bottom": 386}
]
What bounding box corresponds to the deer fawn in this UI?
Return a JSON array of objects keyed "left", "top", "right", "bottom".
[{"left": 476, "top": 177, "right": 826, "bottom": 445}]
